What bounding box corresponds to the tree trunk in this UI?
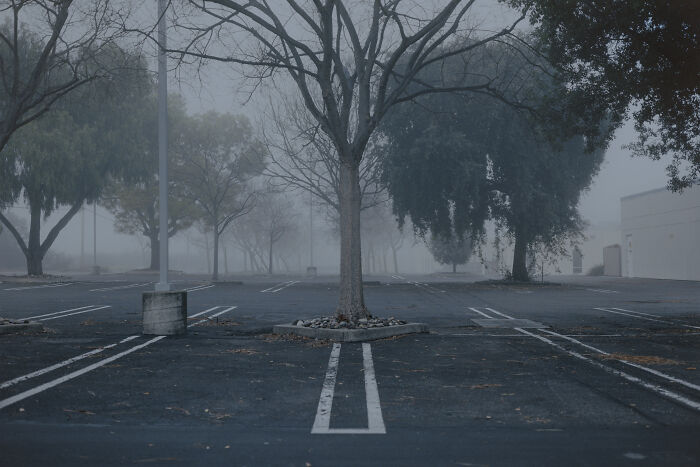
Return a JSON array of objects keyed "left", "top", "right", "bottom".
[
  {"left": 268, "top": 235, "right": 273, "bottom": 275},
  {"left": 452, "top": 262, "right": 457, "bottom": 273},
  {"left": 212, "top": 230, "right": 220, "bottom": 281},
  {"left": 392, "top": 246, "right": 399, "bottom": 274},
  {"left": 223, "top": 244, "right": 229, "bottom": 275},
  {"left": 337, "top": 161, "right": 367, "bottom": 322},
  {"left": 149, "top": 236, "right": 160, "bottom": 270},
  {"left": 512, "top": 231, "right": 529, "bottom": 281},
  {"left": 26, "top": 202, "right": 44, "bottom": 275}
]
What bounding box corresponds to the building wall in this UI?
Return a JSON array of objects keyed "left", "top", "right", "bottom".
[{"left": 620, "top": 184, "right": 700, "bottom": 280}]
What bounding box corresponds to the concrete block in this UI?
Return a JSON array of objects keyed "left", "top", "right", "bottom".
[{"left": 142, "top": 290, "right": 187, "bottom": 335}]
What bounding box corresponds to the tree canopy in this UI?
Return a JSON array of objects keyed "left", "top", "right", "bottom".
[
  {"left": 381, "top": 43, "right": 605, "bottom": 280},
  {"left": 504, "top": 0, "right": 700, "bottom": 190}
]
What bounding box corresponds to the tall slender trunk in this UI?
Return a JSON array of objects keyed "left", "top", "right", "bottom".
[
  {"left": 512, "top": 230, "right": 529, "bottom": 281},
  {"left": 212, "top": 230, "right": 220, "bottom": 281},
  {"left": 337, "top": 161, "right": 367, "bottom": 322},
  {"left": 268, "top": 235, "right": 274, "bottom": 275},
  {"left": 149, "top": 236, "right": 160, "bottom": 270},
  {"left": 452, "top": 262, "right": 457, "bottom": 273},
  {"left": 392, "top": 246, "right": 398, "bottom": 274},
  {"left": 223, "top": 244, "right": 229, "bottom": 275},
  {"left": 26, "top": 202, "right": 44, "bottom": 275}
]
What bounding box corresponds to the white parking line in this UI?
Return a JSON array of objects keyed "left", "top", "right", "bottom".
[
  {"left": 185, "top": 284, "right": 215, "bottom": 293},
  {"left": 260, "top": 281, "right": 299, "bottom": 293},
  {"left": 2, "top": 283, "right": 74, "bottom": 291},
  {"left": 89, "top": 283, "right": 151, "bottom": 292},
  {"left": 594, "top": 307, "right": 700, "bottom": 330},
  {"left": 0, "top": 335, "right": 139, "bottom": 390},
  {"left": 541, "top": 329, "right": 700, "bottom": 393},
  {"left": 515, "top": 327, "right": 700, "bottom": 412},
  {"left": 39, "top": 305, "right": 111, "bottom": 322},
  {"left": 467, "top": 307, "right": 494, "bottom": 319},
  {"left": 584, "top": 288, "right": 619, "bottom": 294},
  {"left": 0, "top": 305, "right": 236, "bottom": 410},
  {"left": 311, "top": 343, "right": 386, "bottom": 434},
  {"left": 25, "top": 305, "right": 96, "bottom": 320}
]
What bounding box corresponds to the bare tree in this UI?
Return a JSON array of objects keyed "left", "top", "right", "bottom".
[
  {"left": 168, "top": 1, "right": 527, "bottom": 321},
  {"left": 0, "top": 0, "right": 134, "bottom": 153},
  {"left": 262, "top": 96, "right": 387, "bottom": 217},
  {"left": 173, "top": 111, "right": 265, "bottom": 281}
]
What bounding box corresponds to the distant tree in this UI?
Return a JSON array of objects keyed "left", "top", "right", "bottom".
[
  {"left": 428, "top": 232, "right": 473, "bottom": 273},
  {"left": 174, "top": 111, "right": 265, "bottom": 281},
  {"left": 102, "top": 95, "right": 197, "bottom": 270},
  {"left": 382, "top": 43, "right": 605, "bottom": 281},
  {"left": 0, "top": 1, "right": 134, "bottom": 153},
  {"left": 504, "top": 0, "right": 700, "bottom": 190},
  {"left": 0, "top": 52, "right": 150, "bottom": 275},
  {"left": 250, "top": 191, "right": 297, "bottom": 275}
]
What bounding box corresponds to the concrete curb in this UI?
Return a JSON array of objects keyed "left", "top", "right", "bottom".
[
  {"left": 0, "top": 321, "right": 44, "bottom": 335},
  {"left": 272, "top": 322, "right": 428, "bottom": 342}
]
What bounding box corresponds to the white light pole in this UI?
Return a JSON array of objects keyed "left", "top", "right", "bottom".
[{"left": 155, "top": 0, "right": 170, "bottom": 292}]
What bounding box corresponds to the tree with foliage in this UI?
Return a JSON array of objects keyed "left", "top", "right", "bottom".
[
  {"left": 504, "top": 0, "right": 700, "bottom": 190},
  {"left": 0, "top": 0, "right": 134, "bottom": 153},
  {"left": 167, "top": 1, "right": 528, "bottom": 322},
  {"left": 428, "top": 232, "right": 473, "bottom": 274},
  {"left": 102, "top": 94, "right": 197, "bottom": 270},
  {"left": 174, "top": 111, "right": 265, "bottom": 281},
  {"left": 0, "top": 50, "right": 150, "bottom": 275},
  {"left": 382, "top": 44, "right": 605, "bottom": 281}
]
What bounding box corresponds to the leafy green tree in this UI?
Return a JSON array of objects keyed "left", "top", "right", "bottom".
[
  {"left": 428, "top": 232, "right": 473, "bottom": 274},
  {"left": 174, "top": 111, "right": 266, "bottom": 281},
  {"left": 0, "top": 1, "right": 133, "bottom": 153},
  {"left": 102, "top": 95, "right": 197, "bottom": 270},
  {"left": 382, "top": 45, "right": 605, "bottom": 281},
  {"left": 504, "top": 0, "right": 700, "bottom": 190},
  {"left": 0, "top": 50, "right": 150, "bottom": 275}
]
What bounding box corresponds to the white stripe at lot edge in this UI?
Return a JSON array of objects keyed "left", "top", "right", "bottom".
[
  {"left": 39, "top": 305, "right": 111, "bottom": 321},
  {"left": 26, "top": 305, "right": 95, "bottom": 320},
  {"left": 0, "top": 306, "right": 236, "bottom": 410},
  {"left": 541, "top": 329, "right": 700, "bottom": 393},
  {"left": 0, "top": 336, "right": 166, "bottom": 410},
  {"left": 516, "top": 327, "right": 700, "bottom": 412},
  {"left": 0, "top": 335, "right": 139, "bottom": 390},
  {"left": 362, "top": 343, "right": 386, "bottom": 434},
  {"left": 595, "top": 307, "right": 700, "bottom": 330},
  {"left": 311, "top": 343, "right": 341, "bottom": 434}
]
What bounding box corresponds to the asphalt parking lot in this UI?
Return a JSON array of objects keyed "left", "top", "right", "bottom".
[{"left": 0, "top": 273, "right": 699, "bottom": 466}]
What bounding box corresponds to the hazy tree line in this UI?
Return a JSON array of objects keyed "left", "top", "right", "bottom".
[{"left": 0, "top": 1, "right": 697, "bottom": 323}]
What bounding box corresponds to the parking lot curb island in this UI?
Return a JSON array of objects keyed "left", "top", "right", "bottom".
[{"left": 272, "top": 322, "right": 428, "bottom": 342}]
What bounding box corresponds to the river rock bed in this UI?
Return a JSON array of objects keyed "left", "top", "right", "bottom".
[{"left": 293, "top": 316, "right": 407, "bottom": 329}]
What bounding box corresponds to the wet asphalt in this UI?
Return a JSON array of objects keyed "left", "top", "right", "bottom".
[{"left": 0, "top": 273, "right": 698, "bottom": 466}]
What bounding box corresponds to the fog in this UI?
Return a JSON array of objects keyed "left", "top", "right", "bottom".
[{"left": 0, "top": 0, "right": 694, "bottom": 280}]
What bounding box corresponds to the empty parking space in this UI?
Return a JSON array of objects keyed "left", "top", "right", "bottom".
[{"left": 0, "top": 275, "right": 698, "bottom": 465}]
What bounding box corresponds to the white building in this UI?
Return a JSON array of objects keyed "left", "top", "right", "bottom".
[{"left": 620, "top": 183, "right": 700, "bottom": 280}]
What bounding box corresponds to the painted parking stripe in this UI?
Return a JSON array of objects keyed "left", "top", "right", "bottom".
[
  {"left": 89, "top": 283, "right": 151, "bottom": 292},
  {"left": 468, "top": 307, "right": 495, "bottom": 319},
  {"left": 311, "top": 343, "right": 386, "bottom": 434},
  {"left": 0, "top": 335, "right": 139, "bottom": 390},
  {"left": 185, "top": 284, "right": 215, "bottom": 292},
  {"left": 2, "top": 283, "right": 74, "bottom": 291},
  {"left": 516, "top": 327, "right": 700, "bottom": 412},
  {"left": 595, "top": 307, "right": 700, "bottom": 330},
  {"left": 1, "top": 307, "right": 224, "bottom": 390},
  {"left": 260, "top": 281, "right": 299, "bottom": 293},
  {"left": 25, "top": 305, "right": 96, "bottom": 320},
  {"left": 584, "top": 288, "right": 619, "bottom": 294},
  {"left": 0, "top": 305, "right": 236, "bottom": 410},
  {"left": 39, "top": 305, "right": 111, "bottom": 321},
  {"left": 541, "top": 329, "right": 700, "bottom": 393}
]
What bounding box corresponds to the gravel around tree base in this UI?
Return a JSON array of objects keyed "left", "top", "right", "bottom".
[{"left": 293, "top": 316, "right": 407, "bottom": 329}]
